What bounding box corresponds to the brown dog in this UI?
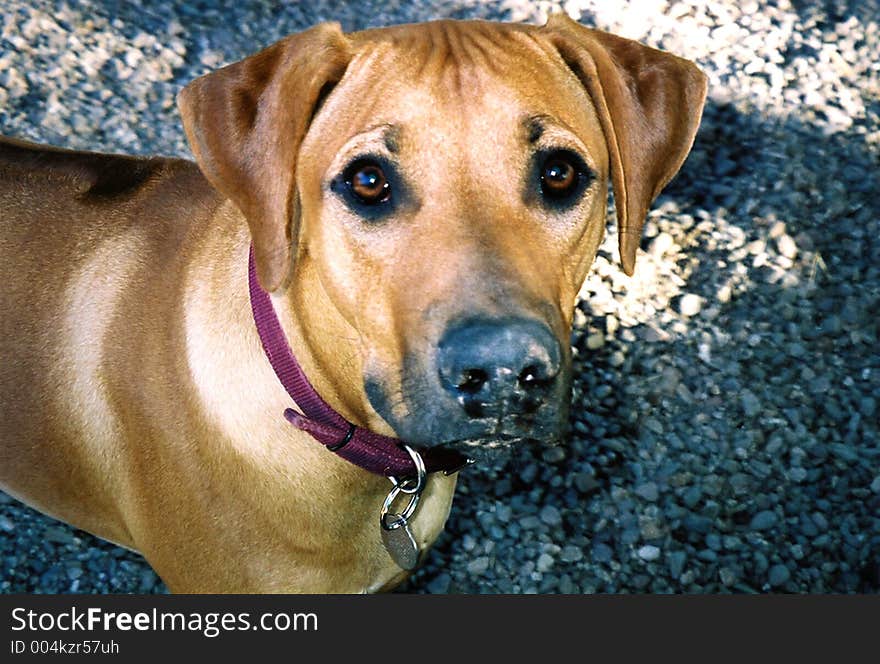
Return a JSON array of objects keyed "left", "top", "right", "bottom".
[{"left": 0, "top": 15, "right": 706, "bottom": 592}]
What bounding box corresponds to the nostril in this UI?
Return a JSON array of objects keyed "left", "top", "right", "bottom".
[
  {"left": 518, "top": 364, "right": 549, "bottom": 389},
  {"left": 458, "top": 368, "right": 488, "bottom": 394}
]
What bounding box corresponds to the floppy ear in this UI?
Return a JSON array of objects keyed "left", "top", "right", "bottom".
[
  {"left": 178, "top": 22, "right": 351, "bottom": 291},
  {"left": 542, "top": 13, "right": 708, "bottom": 275}
]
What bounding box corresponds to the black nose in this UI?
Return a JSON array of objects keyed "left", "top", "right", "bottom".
[{"left": 437, "top": 318, "right": 561, "bottom": 418}]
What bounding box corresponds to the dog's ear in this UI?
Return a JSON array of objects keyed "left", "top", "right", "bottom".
[
  {"left": 178, "top": 23, "right": 351, "bottom": 291},
  {"left": 542, "top": 13, "right": 707, "bottom": 275}
]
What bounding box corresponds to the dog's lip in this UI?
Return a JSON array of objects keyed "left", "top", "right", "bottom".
[{"left": 431, "top": 433, "right": 560, "bottom": 452}]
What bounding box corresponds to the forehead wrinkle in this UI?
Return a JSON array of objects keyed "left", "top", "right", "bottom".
[
  {"left": 460, "top": 29, "right": 507, "bottom": 77},
  {"left": 394, "top": 22, "right": 520, "bottom": 99}
]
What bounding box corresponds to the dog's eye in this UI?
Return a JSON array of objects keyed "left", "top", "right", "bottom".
[
  {"left": 537, "top": 149, "right": 592, "bottom": 207},
  {"left": 541, "top": 158, "right": 576, "bottom": 195},
  {"left": 540, "top": 152, "right": 582, "bottom": 199},
  {"left": 345, "top": 160, "right": 391, "bottom": 205}
]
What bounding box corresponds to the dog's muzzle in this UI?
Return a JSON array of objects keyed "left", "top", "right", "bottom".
[{"left": 437, "top": 317, "right": 562, "bottom": 421}]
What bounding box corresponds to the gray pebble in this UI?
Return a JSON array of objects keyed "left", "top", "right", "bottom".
[
  {"left": 678, "top": 293, "right": 703, "bottom": 317},
  {"left": 560, "top": 545, "right": 584, "bottom": 563},
  {"left": 682, "top": 486, "right": 703, "bottom": 508},
  {"left": 558, "top": 574, "right": 576, "bottom": 594},
  {"left": 519, "top": 515, "right": 542, "bottom": 530},
  {"left": 539, "top": 505, "right": 562, "bottom": 527},
  {"left": 787, "top": 467, "right": 808, "bottom": 483},
  {"left": 44, "top": 527, "right": 75, "bottom": 546},
  {"left": 750, "top": 510, "right": 778, "bottom": 531},
  {"left": 668, "top": 551, "right": 687, "bottom": 579},
  {"left": 542, "top": 446, "right": 567, "bottom": 463},
  {"left": 719, "top": 567, "right": 738, "bottom": 587},
  {"left": 741, "top": 390, "right": 762, "bottom": 418},
  {"left": 427, "top": 573, "right": 451, "bottom": 593},
  {"left": 467, "top": 557, "right": 491, "bottom": 576},
  {"left": 536, "top": 553, "right": 555, "bottom": 573},
  {"left": 592, "top": 543, "right": 614, "bottom": 564},
  {"left": 634, "top": 482, "right": 659, "bottom": 502},
  {"left": 574, "top": 473, "right": 600, "bottom": 494},
  {"left": 637, "top": 545, "right": 661, "bottom": 562},
  {"left": 776, "top": 234, "right": 798, "bottom": 259},
  {"left": 768, "top": 564, "right": 791, "bottom": 587}
]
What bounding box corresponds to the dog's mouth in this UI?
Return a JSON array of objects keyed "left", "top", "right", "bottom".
[{"left": 433, "top": 433, "right": 563, "bottom": 465}]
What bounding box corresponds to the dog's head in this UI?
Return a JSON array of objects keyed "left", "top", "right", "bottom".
[{"left": 178, "top": 15, "right": 707, "bottom": 454}]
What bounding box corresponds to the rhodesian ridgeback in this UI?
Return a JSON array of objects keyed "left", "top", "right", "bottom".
[{"left": 0, "top": 14, "right": 706, "bottom": 592}]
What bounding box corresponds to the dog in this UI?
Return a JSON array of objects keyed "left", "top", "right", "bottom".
[{"left": 0, "top": 14, "right": 706, "bottom": 593}]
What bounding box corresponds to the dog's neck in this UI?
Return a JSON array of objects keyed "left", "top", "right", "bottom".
[{"left": 181, "top": 202, "right": 385, "bottom": 464}]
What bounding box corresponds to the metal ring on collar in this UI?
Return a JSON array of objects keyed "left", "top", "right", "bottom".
[
  {"left": 381, "top": 445, "right": 426, "bottom": 528},
  {"left": 388, "top": 444, "right": 426, "bottom": 495}
]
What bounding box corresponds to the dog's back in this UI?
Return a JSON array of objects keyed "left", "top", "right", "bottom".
[{"left": 0, "top": 137, "right": 218, "bottom": 546}]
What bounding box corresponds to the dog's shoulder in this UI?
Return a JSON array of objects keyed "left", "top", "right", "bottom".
[{"left": 0, "top": 135, "right": 213, "bottom": 205}]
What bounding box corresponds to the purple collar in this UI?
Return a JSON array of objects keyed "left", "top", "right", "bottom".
[{"left": 247, "top": 247, "right": 468, "bottom": 478}]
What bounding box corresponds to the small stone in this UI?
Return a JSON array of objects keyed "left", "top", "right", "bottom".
[
  {"left": 139, "top": 569, "right": 158, "bottom": 593},
  {"left": 609, "top": 351, "right": 625, "bottom": 367},
  {"left": 427, "top": 573, "right": 451, "bottom": 593},
  {"left": 592, "top": 543, "right": 614, "bottom": 563},
  {"left": 678, "top": 293, "right": 703, "bottom": 317},
  {"left": 750, "top": 510, "right": 778, "bottom": 531},
  {"left": 539, "top": 505, "right": 562, "bottom": 527},
  {"left": 536, "top": 553, "right": 555, "bottom": 573},
  {"left": 0, "top": 515, "right": 14, "bottom": 532},
  {"left": 467, "top": 557, "right": 490, "bottom": 575},
  {"left": 741, "top": 390, "right": 761, "bottom": 418},
  {"left": 649, "top": 232, "right": 675, "bottom": 257},
  {"left": 560, "top": 545, "right": 584, "bottom": 563},
  {"left": 558, "top": 575, "right": 576, "bottom": 594},
  {"left": 683, "top": 514, "right": 712, "bottom": 534},
  {"left": 668, "top": 550, "right": 687, "bottom": 579},
  {"left": 44, "top": 526, "right": 74, "bottom": 546},
  {"left": 682, "top": 486, "right": 702, "bottom": 508},
  {"left": 719, "top": 567, "right": 738, "bottom": 587},
  {"left": 519, "top": 515, "right": 542, "bottom": 530},
  {"left": 787, "top": 467, "right": 808, "bottom": 483},
  {"left": 777, "top": 234, "right": 798, "bottom": 259},
  {"left": 730, "top": 473, "right": 752, "bottom": 495},
  {"left": 637, "top": 545, "right": 661, "bottom": 562},
  {"left": 574, "top": 473, "right": 600, "bottom": 494},
  {"left": 768, "top": 564, "right": 791, "bottom": 587},
  {"left": 871, "top": 477, "right": 880, "bottom": 494},
  {"left": 769, "top": 221, "right": 787, "bottom": 239},
  {"left": 640, "top": 517, "right": 663, "bottom": 540},
  {"left": 542, "top": 446, "right": 566, "bottom": 463},
  {"left": 634, "top": 482, "right": 659, "bottom": 502},
  {"left": 586, "top": 333, "right": 605, "bottom": 350}
]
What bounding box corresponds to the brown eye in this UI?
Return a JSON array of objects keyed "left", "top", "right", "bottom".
[
  {"left": 540, "top": 156, "right": 577, "bottom": 198},
  {"left": 348, "top": 162, "right": 390, "bottom": 205}
]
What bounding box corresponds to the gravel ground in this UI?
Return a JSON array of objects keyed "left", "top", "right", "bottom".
[{"left": 1, "top": 0, "right": 878, "bottom": 594}]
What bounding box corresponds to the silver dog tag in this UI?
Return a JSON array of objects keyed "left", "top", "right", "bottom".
[{"left": 381, "top": 514, "right": 420, "bottom": 570}]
